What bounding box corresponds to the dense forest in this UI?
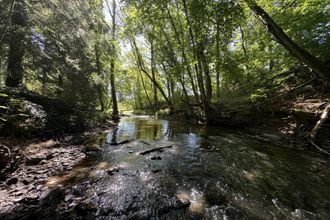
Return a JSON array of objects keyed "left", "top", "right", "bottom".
[
  {"left": 1, "top": 0, "right": 329, "bottom": 128},
  {"left": 0, "top": 0, "right": 330, "bottom": 219}
]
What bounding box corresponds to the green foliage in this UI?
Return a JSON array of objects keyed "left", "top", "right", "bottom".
[{"left": 1, "top": 0, "right": 329, "bottom": 128}]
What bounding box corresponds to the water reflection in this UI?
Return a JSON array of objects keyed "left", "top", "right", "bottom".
[
  {"left": 90, "top": 116, "right": 330, "bottom": 219},
  {"left": 106, "top": 116, "right": 170, "bottom": 142}
]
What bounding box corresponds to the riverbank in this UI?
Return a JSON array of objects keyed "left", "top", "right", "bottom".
[
  {"left": 156, "top": 80, "right": 330, "bottom": 156},
  {"left": 0, "top": 121, "right": 115, "bottom": 219},
  {"left": 0, "top": 140, "right": 85, "bottom": 219}
]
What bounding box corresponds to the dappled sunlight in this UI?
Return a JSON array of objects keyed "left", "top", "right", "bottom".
[
  {"left": 46, "top": 167, "right": 92, "bottom": 188},
  {"left": 1, "top": 0, "right": 329, "bottom": 218}
]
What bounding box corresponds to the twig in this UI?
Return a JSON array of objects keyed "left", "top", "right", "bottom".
[
  {"left": 309, "top": 141, "right": 330, "bottom": 156},
  {"left": 19, "top": 150, "right": 31, "bottom": 160}
]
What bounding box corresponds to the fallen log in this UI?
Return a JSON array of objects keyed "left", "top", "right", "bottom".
[
  {"left": 109, "top": 139, "right": 135, "bottom": 146},
  {"left": 309, "top": 104, "right": 330, "bottom": 141},
  {"left": 308, "top": 104, "right": 330, "bottom": 156},
  {"left": 139, "top": 145, "right": 173, "bottom": 155}
]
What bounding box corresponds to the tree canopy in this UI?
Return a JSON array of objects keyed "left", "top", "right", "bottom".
[{"left": 1, "top": 0, "right": 329, "bottom": 130}]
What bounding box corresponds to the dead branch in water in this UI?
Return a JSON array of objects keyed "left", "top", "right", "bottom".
[
  {"left": 109, "top": 139, "right": 135, "bottom": 146},
  {"left": 139, "top": 145, "right": 173, "bottom": 155}
]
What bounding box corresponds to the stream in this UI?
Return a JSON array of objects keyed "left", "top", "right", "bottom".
[{"left": 54, "top": 116, "right": 330, "bottom": 219}]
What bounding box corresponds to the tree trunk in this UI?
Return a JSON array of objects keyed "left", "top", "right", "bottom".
[
  {"left": 108, "top": 0, "right": 118, "bottom": 117},
  {"left": 245, "top": 0, "right": 330, "bottom": 81},
  {"left": 139, "top": 71, "right": 153, "bottom": 111},
  {"left": 165, "top": 6, "right": 199, "bottom": 104},
  {"left": 95, "top": 44, "right": 105, "bottom": 111},
  {"left": 131, "top": 38, "right": 171, "bottom": 107},
  {"left": 199, "top": 41, "right": 212, "bottom": 103},
  {"left": 5, "top": 0, "right": 26, "bottom": 88},
  {"left": 215, "top": 17, "right": 221, "bottom": 98},
  {"left": 150, "top": 39, "right": 158, "bottom": 112}
]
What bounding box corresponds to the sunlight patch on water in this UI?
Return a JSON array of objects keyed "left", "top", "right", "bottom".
[{"left": 242, "top": 169, "right": 261, "bottom": 182}]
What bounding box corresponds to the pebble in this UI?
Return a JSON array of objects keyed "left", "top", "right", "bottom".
[{"left": 65, "top": 194, "right": 74, "bottom": 202}]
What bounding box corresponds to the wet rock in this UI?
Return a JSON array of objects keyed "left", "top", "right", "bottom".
[
  {"left": 62, "top": 162, "right": 70, "bottom": 167},
  {"left": 25, "top": 153, "right": 47, "bottom": 166},
  {"left": 27, "top": 193, "right": 39, "bottom": 201},
  {"left": 175, "top": 193, "right": 191, "bottom": 208},
  {"left": 6, "top": 177, "right": 18, "bottom": 185},
  {"left": 39, "top": 159, "right": 48, "bottom": 165},
  {"left": 14, "top": 191, "right": 24, "bottom": 196},
  {"left": 65, "top": 194, "right": 74, "bottom": 202},
  {"left": 35, "top": 169, "right": 48, "bottom": 174},
  {"left": 13, "top": 197, "right": 25, "bottom": 203},
  {"left": 189, "top": 201, "right": 204, "bottom": 215}
]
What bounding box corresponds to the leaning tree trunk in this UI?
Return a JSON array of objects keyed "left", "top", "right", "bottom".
[
  {"left": 5, "top": 0, "right": 26, "bottom": 87},
  {"left": 244, "top": 0, "right": 330, "bottom": 82},
  {"left": 131, "top": 38, "right": 172, "bottom": 107}
]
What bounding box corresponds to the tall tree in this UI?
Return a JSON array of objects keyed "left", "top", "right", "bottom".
[
  {"left": 106, "top": 0, "right": 119, "bottom": 117},
  {"left": 5, "top": 0, "right": 26, "bottom": 87}
]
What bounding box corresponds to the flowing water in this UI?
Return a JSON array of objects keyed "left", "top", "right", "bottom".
[{"left": 70, "top": 116, "right": 330, "bottom": 219}]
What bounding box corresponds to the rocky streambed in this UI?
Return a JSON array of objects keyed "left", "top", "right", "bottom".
[
  {"left": 1, "top": 116, "right": 330, "bottom": 220},
  {"left": 0, "top": 140, "right": 87, "bottom": 219},
  {"left": 0, "top": 137, "right": 196, "bottom": 220}
]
